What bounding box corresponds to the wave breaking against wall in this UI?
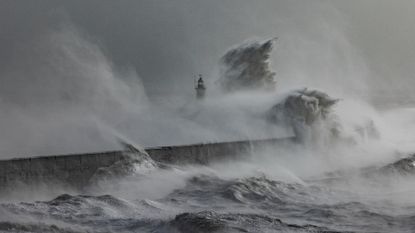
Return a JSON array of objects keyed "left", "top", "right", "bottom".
[{"left": 0, "top": 137, "right": 295, "bottom": 190}]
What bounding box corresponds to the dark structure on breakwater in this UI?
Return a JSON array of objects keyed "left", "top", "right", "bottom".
[{"left": 0, "top": 137, "right": 295, "bottom": 189}]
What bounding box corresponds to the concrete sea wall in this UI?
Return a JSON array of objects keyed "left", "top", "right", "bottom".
[
  {"left": 148, "top": 137, "right": 294, "bottom": 164},
  {"left": 0, "top": 137, "right": 295, "bottom": 189}
]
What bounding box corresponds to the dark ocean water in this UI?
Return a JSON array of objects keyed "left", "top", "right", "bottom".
[
  {"left": 1, "top": 105, "right": 415, "bottom": 233},
  {"left": 1, "top": 153, "right": 415, "bottom": 233}
]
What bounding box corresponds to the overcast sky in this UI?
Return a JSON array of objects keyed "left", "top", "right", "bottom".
[
  {"left": 1, "top": 0, "right": 414, "bottom": 98},
  {"left": 335, "top": 0, "right": 415, "bottom": 95},
  {"left": 1, "top": 0, "right": 415, "bottom": 155}
]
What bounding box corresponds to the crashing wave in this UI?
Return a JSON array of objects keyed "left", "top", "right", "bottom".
[
  {"left": 89, "top": 141, "right": 158, "bottom": 184},
  {"left": 1, "top": 193, "right": 138, "bottom": 226},
  {"left": 217, "top": 38, "right": 277, "bottom": 92},
  {"left": 267, "top": 88, "right": 339, "bottom": 141},
  {"left": 375, "top": 154, "right": 415, "bottom": 176},
  {"left": 266, "top": 88, "right": 379, "bottom": 143},
  {"left": 166, "top": 174, "right": 326, "bottom": 208}
]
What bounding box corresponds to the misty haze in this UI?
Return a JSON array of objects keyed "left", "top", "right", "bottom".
[{"left": 0, "top": 1, "right": 415, "bottom": 233}]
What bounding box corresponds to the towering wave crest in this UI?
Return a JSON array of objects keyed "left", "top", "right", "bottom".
[
  {"left": 217, "top": 39, "right": 277, "bottom": 92},
  {"left": 266, "top": 88, "right": 379, "bottom": 145}
]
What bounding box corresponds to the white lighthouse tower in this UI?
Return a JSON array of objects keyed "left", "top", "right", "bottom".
[{"left": 195, "top": 74, "right": 206, "bottom": 99}]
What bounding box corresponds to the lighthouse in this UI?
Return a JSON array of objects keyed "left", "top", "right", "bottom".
[{"left": 195, "top": 74, "right": 206, "bottom": 99}]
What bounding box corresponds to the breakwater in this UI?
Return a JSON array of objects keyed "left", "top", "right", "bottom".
[{"left": 0, "top": 137, "right": 295, "bottom": 189}]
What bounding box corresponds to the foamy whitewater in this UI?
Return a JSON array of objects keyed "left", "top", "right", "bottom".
[
  {"left": 2, "top": 71, "right": 415, "bottom": 233},
  {"left": 2, "top": 103, "right": 415, "bottom": 233},
  {"left": 2, "top": 5, "right": 415, "bottom": 232}
]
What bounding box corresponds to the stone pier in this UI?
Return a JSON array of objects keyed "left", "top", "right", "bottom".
[{"left": 0, "top": 137, "right": 295, "bottom": 189}]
